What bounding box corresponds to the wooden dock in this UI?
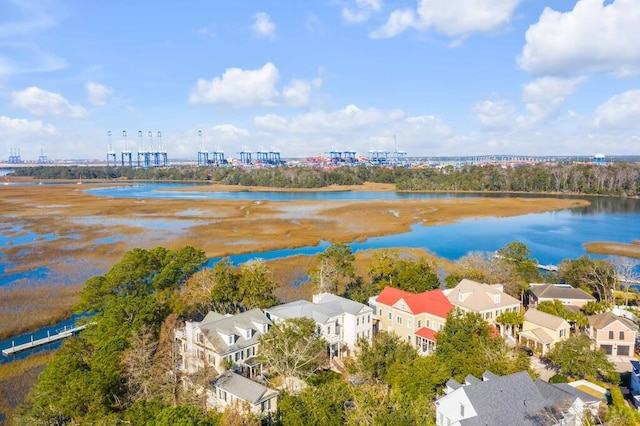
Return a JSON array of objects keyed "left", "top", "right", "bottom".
[{"left": 2, "top": 323, "right": 92, "bottom": 356}]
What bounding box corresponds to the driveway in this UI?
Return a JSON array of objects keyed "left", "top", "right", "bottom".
[{"left": 530, "top": 356, "right": 557, "bottom": 381}]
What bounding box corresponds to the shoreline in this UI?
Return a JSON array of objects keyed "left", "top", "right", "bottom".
[{"left": 0, "top": 181, "right": 605, "bottom": 341}]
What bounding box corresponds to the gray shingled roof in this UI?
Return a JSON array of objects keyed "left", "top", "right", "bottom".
[
  {"left": 267, "top": 294, "right": 370, "bottom": 324},
  {"left": 199, "top": 309, "right": 271, "bottom": 356},
  {"left": 213, "top": 371, "right": 277, "bottom": 404},
  {"left": 529, "top": 283, "right": 595, "bottom": 302},
  {"left": 267, "top": 300, "right": 338, "bottom": 324},
  {"left": 313, "top": 293, "right": 371, "bottom": 315},
  {"left": 445, "top": 371, "right": 584, "bottom": 425}
]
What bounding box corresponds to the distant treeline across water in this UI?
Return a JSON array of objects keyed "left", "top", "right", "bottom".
[{"left": 11, "top": 162, "right": 640, "bottom": 196}]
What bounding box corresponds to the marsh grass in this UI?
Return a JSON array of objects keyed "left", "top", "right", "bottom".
[
  {"left": 585, "top": 242, "right": 640, "bottom": 259},
  {"left": 0, "top": 184, "right": 588, "bottom": 339},
  {"left": 0, "top": 352, "right": 52, "bottom": 422}
]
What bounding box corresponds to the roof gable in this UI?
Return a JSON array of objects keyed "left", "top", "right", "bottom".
[
  {"left": 524, "top": 308, "right": 569, "bottom": 330},
  {"left": 377, "top": 287, "right": 454, "bottom": 319},
  {"left": 588, "top": 312, "right": 637, "bottom": 331}
]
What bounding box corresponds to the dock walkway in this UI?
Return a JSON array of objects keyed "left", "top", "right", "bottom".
[{"left": 2, "top": 323, "right": 92, "bottom": 356}]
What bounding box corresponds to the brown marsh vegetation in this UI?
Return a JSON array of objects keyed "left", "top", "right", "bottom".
[{"left": 1, "top": 182, "right": 589, "bottom": 340}]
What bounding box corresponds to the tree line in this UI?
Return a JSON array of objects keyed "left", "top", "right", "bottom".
[
  {"left": 13, "top": 242, "right": 637, "bottom": 424},
  {"left": 11, "top": 162, "right": 640, "bottom": 196}
]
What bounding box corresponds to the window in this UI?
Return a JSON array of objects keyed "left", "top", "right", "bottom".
[
  {"left": 197, "top": 333, "right": 204, "bottom": 344},
  {"left": 368, "top": 315, "right": 370, "bottom": 323},
  {"left": 460, "top": 403, "right": 465, "bottom": 417},
  {"left": 388, "top": 312, "right": 392, "bottom": 320},
  {"left": 357, "top": 317, "right": 360, "bottom": 326},
  {"left": 496, "top": 309, "right": 502, "bottom": 316},
  {"left": 559, "top": 329, "right": 566, "bottom": 338},
  {"left": 246, "top": 329, "right": 252, "bottom": 339},
  {"left": 609, "top": 330, "right": 614, "bottom": 339},
  {"left": 396, "top": 316, "right": 402, "bottom": 325},
  {"left": 407, "top": 335, "right": 411, "bottom": 342},
  {"left": 493, "top": 294, "right": 501, "bottom": 303},
  {"left": 228, "top": 335, "right": 234, "bottom": 345},
  {"left": 426, "top": 320, "right": 430, "bottom": 328},
  {"left": 327, "top": 325, "right": 332, "bottom": 334},
  {"left": 407, "top": 319, "right": 413, "bottom": 329},
  {"left": 620, "top": 331, "right": 625, "bottom": 340},
  {"left": 400, "top": 303, "right": 407, "bottom": 310},
  {"left": 486, "top": 312, "right": 492, "bottom": 320},
  {"left": 235, "top": 351, "right": 241, "bottom": 361},
  {"left": 220, "top": 390, "right": 227, "bottom": 402},
  {"left": 261, "top": 399, "right": 271, "bottom": 412},
  {"left": 417, "top": 320, "right": 422, "bottom": 328}
]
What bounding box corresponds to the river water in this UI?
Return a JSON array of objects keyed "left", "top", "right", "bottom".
[{"left": 2, "top": 184, "right": 640, "bottom": 362}]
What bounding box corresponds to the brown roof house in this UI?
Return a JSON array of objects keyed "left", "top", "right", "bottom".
[
  {"left": 587, "top": 312, "right": 638, "bottom": 359},
  {"left": 528, "top": 283, "right": 595, "bottom": 309},
  {"left": 518, "top": 308, "right": 571, "bottom": 355},
  {"left": 444, "top": 279, "right": 522, "bottom": 339}
]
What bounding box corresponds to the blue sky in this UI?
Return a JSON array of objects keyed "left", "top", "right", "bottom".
[{"left": 1, "top": 0, "right": 639, "bottom": 161}]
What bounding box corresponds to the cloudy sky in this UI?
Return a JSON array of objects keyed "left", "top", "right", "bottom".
[{"left": 1, "top": 0, "right": 639, "bottom": 161}]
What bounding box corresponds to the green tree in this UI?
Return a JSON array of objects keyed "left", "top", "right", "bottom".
[
  {"left": 435, "top": 310, "right": 530, "bottom": 382},
  {"left": 237, "top": 259, "right": 279, "bottom": 310},
  {"left": 368, "top": 249, "right": 440, "bottom": 292},
  {"left": 354, "top": 331, "right": 417, "bottom": 382},
  {"left": 496, "top": 241, "right": 541, "bottom": 299},
  {"left": 308, "top": 243, "right": 356, "bottom": 294},
  {"left": 258, "top": 317, "right": 328, "bottom": 381},
  {"left": 495, "top": 310, "right": 524, "bottom": 338},
  {"left": 544, "top": 334, "right": 618, "bottom": 383},
  {"left": 537, "top": 299, "right": 588, "bottom": 328},
  {"left": 277, "top": 378, "right": 351, "bottom": 426},
  {"left": 558, "top": 256, "right": 617, "bottom": 303}
]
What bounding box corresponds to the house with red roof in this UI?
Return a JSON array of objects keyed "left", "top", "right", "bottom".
[{"left": 369, "top": 286, "right": 455, "bottom": 355}]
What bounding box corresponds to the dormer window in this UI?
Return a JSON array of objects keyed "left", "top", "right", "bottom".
[
  {"left": 246, "top": 329, "right": 252, "bottom": 339},
  {"left": 228, "top": 335, "right": 234, "bottom": 345},
  {"left": 458, "top": 292, "right": 464, "bottom": 302},
  {"left": 493, "top": 294, "right": 501, "bottom": 304},
  {"left": 400, "top": 303, "right": 407, "bottom": 310}
]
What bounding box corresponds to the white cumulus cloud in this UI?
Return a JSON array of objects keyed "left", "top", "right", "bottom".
[
  {"left": 11, "top": 87, "right": 88, "bottom": 119},
  {"left": 212, "top": 124, "right": 250, "bottom": 139},
  {"left": 473, "top": 100, "right": 516, "bottom": 131},
  {"left": 85, "top": 82, "right": 113, "bottom": 106},
  {"left": 343, "top": 0, "right": 384, "bottom": 24},
  {"left": 594, "top": 90, "right": 640, "bottom": 128},
  {"left": 521, "top": 76, "right": 586, "bottom": 124},
  {"left": 370, "top": 0, "right": 520, "bottom": 39},
  {"left": 251, "top": 12, "right": 276, "bottom": 39},
  {"left": 0, "top": 115, "right": 56, "bottom": 135},
  {"left": 190, "top": 63, "right": 280, "bottom": 106},
  {"left": 518, "top": 0, "right": 640, "bottom": 77},
  {"left": 190, "top": 63, "right": 321, "bottom": 107}
]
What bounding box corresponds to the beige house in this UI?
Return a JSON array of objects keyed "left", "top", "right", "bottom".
[
  {"left": 528, "top": 283, "right": 595, "bottom": 309},
  {"left": 444, "top": 279, "right": 522, "bottom": 336},
  {"left": 369, "top": 286, "right": 454, "bottom": 355},
  {"left": 518, "top": 308, "right": 570, "bottom": 355},
  {"left": 587, "top": 312, "right": 637, "bottom": 359}
]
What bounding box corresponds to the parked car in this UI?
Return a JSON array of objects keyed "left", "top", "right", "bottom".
[{"left": 518, "top": 346, "right": 533, "bottom": 356}]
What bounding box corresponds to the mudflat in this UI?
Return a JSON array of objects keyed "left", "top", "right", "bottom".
[{"left": 0, "top": 183, "right": 589, "bottom": 339}]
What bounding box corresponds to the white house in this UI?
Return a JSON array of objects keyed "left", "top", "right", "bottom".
[
  {"left": 207, "top": 371, "right": 278, "bottom": 415},
  {"left": 265, "top": 293, "right": 373, "bottom": 358},
  {"left": 176, "top": 309, "right": 271, "bottom": 377}
]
